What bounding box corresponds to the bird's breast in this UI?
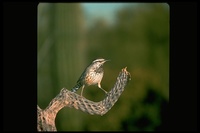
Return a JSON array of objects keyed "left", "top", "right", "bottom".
[{"left": 84, "top": 71, "right": 103, "bottom": 86}]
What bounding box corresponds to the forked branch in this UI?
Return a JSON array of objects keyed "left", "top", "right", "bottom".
[{"left": 37, "top": 67, "right": 131, "bottom": 131}]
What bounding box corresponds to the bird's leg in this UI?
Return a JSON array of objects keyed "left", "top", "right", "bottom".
[
  {"left": 98, "top": 82, "right": 108, "bottom": 95},
  {"left": 80, "top": 85, "right": 85, "bottom": 97}
]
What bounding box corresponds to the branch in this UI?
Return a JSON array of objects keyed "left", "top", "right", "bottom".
[{"left": 37, "top": 67, "right": 131, "bottom": 131}]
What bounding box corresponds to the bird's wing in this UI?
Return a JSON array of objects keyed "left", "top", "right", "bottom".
[{"left": 76, "top": 67, "right": 88, "bottom": 83}]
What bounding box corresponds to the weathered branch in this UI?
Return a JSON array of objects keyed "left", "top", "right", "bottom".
[{"left": 37, "top": 67, "right": 131, "bottom": 131}]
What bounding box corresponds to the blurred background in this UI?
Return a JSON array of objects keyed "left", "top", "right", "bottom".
[{"left": 38, "top": 3, "right": 169, "bottom": 131}]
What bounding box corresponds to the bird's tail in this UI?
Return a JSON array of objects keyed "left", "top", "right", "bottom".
[
  {"left": 71, "top": 87, "right": 78, "bottom": 92},
  {"left": 71, "top": 83, "right": 81, "bottom": 92}
]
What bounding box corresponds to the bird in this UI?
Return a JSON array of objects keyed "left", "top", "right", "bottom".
[{"left": 71, "top": 58, "right": 109, "bottom": 97}]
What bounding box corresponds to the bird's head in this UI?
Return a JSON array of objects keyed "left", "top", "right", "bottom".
[{"left": 92, "top": 58, "right": 110, "bottom": 68}]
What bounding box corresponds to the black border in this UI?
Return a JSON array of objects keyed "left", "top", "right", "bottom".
[
  {"left": 168, "top": 2, "right": 197, "bottom": 131},
  {"left": 3, "top": 2, "right": 197, "bottom": 131},
  {"left": 3, "top": 2, "right": 38, "bottom": 131}
]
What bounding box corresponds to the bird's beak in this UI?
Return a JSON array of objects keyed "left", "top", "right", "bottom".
[{"left": 105, "top": 59, "right": 110, "bottom": 62}]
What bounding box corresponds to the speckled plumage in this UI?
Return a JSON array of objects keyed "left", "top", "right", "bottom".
[{"left": 71, "top": 58, "right": 109, "bottom": 97}]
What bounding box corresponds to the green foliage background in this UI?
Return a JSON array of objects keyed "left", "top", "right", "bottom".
[{"left": 38, "top": 3, "right": 169, "bottom": 131}]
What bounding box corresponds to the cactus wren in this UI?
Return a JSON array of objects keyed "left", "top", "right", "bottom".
[{"left": 71, "top": 58, "right": 109, "bottom": 97}]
